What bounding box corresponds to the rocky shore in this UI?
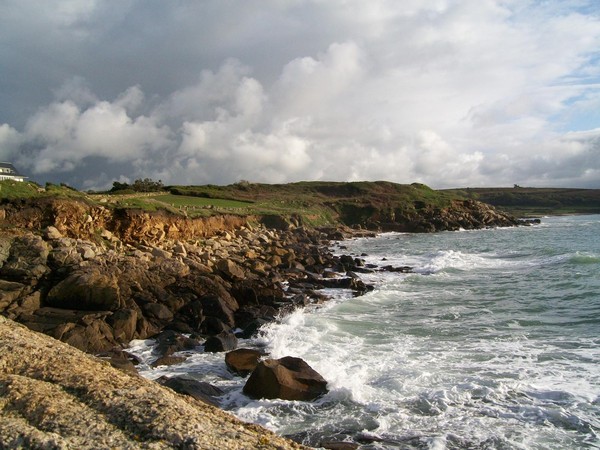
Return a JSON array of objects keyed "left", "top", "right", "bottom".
[
  {"left": 0, "top": 315, "right": 309, "bottom": 450},
  {"left": 0, "top": 196, "right": 525, "bottom": 448}
]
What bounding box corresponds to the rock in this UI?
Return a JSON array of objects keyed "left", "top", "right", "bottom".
[
  {"left": 151, "top": 247, "right": 172, "bottom": 259},
  {"left": 56, "top": 318, "right": 118, "bottom": 353},
  {"left": 159, "top": 375, "right": 224, "bottom": 407},
  {"left": 153, "top": 330, "right": 200, "bottom": 357},
  {"left": 100, "top": 229, "right": 114, "bottom": 240},
  {"left": 0, "top": 315, "right": 304, "bottom": 450},
  {"left": 225, "top": 348, "right": 266, "bottom": 377},
  {"left": 321, "top": 442, "right": 360, "bottom": 450},
  {"left": 46, "top": 269, "right": 123, "bottom": 311},
  {"left": 97, "top": 349, "right": 139, "bottom": 374},
  {"left": 44, "top": 226, "right": 63, "bottom": 240},
  {"left": 217, "top": 258, "right": 248, "bottom": 280},
  {"left": 176, "top": 299, "right": 204, "bottom": 330},
  {"left": 0, "top": 234, "right": 50, "bottom": 283},
  {"left": 78, "top": 245, "right": 96, "bottom": 260},
  {"left": 151, "top": 355, "right": 188, "bottom": 367},
  {"left": 107, "top": 308, "right": 138, "bottom": 343},
  {"left": 243, "top": 356, "right": 328, "bottom": 401},
  {"left": 0, "top": 280, "right": 26, "bottom": 311},
  {"left": 200, "top": 316, "right": 229, "bottom": 335},
  {"left": 204, "top": 331, "right": 238, "bottom": 353},
  {"left": 142, "top": 302, "right": 174, "bottom": 322},
  {"left": 200, "top": 294, "right": 238, "bottom": 328}
]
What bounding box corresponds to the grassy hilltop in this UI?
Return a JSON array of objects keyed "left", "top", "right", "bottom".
[
  {"left": 2, "top": 180, "right": 598, "bottom": 230},
  {"left": 443, "top": 187, "right": 600, "bottom": 216}
]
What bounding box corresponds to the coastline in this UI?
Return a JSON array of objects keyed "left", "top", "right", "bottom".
[{"left": 0, "top": 197, "right": 529, "bottom": 448}]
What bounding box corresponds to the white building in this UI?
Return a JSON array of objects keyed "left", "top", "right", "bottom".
[{"left": 0, "top": 162, "right": 26, "bottom": 182}]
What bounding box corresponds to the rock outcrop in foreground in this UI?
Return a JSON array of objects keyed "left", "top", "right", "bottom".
[{"left": 0, "top": 315, "right": 307, "bottom": 450}]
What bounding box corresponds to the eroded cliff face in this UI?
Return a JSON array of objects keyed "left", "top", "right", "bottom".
[
  {"left": 0, "top": 198, "right": 252, "bottom": 244},
  {"left": 335, "top": 199, "right": 519, "bottom": 232}
]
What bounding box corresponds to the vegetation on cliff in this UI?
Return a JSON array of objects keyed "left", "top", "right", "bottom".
[
  {"left": 443, "top": 187, "right": 600, "bottom": 216},
  {"left": 1, "top": 179, "right": 525, "bottom": 231}
]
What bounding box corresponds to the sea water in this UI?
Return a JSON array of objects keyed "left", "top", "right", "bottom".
[{"left": 128, "top": 215, "right": 600, "bottom": 449}]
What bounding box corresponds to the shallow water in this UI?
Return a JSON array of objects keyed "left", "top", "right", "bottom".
[{"left": 129, "top": 215, "right": 600, "bottom": 449}]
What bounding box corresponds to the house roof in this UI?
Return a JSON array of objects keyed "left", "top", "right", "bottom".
[{"left": 0, "top": 162, "right": 24, "bottom": 176}]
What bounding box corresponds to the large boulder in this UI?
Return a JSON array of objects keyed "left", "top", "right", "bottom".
[
  {"left": 46, "top": 268, "right": 122, "bottom": 311},
  {"left": 243, "top": 356, "right": 328, "bottom": 401},
  {"left": 0, "top": 234, "right": 50, "bottom": 283}
]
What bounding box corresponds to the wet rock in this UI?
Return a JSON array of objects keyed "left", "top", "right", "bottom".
[
  {"left": 159, "top": 375, "right": 224, "bottom": 407},
  {"left": 225, "top": 348, "right": 266, "bottom": 377},
  {"left": 152, "top": 355, "right": 188, "bottom": 367},
  {"left": 200, "top": 294, "right": 238, "bottom": 328},
  {"left": 320, "top": 442, "right": 360, "bottom": 450},
  {"left": 97, "top": 349, "right": 139, "bottom": 374},
  {"left": 204, "top": 331, "right": 238, "bottom": 353},
  {"left": 153, "top": 330, "right": 200, "bottom": 357},
  {"left": 243, "top": 356, "right": 328, "bottom": 401}
]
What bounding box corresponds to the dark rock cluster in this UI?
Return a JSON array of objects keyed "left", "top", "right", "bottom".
[{"left": 0, "top": 224, "right": 375, "bottom": 357}]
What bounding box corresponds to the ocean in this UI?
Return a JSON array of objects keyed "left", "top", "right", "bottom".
[{"left": 129, "top": 214, "right": 600, "bottom": 449}]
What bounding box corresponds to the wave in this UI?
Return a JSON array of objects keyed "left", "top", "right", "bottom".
[
  {"left": 414, "top": 250, "right": 523, "bottom": 274},
  {"left": 568, "top": 252, "right": 600, "bottom": 265}
]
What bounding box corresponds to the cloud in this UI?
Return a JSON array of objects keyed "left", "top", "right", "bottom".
[
  {"left": 19, "top": 88, "right": 172, "bottom": 176},
  {"left": 1, "top": 0, "right": 600, "bottom": 189}
]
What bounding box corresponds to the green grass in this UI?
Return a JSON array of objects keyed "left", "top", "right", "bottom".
[
  {"left": 0, "top": 181, "right": 89, "bottom": 200},
  {"left": 443, "top": 187, "right": 600, "bottom": 216},
  {"left": 151, "top": 194, "right": 253, "bottom": 209}
]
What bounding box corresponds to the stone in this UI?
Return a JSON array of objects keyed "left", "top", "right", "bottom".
[
  {"left": 151, "top": 247, "right": 172, "bottom": 259},
  {"left": 200, "top": 294, "right": 238, "bottom": 327},
  {"left": 97, "top": 349, "right": 138, "bottom": 374},
  {"left": 0, "top": 234, "right": 50, "bottom": 283},
  {"left": 107, "top": 308, "right": 137, "bottom": 343},
  {"left": 78, "top": 245, "right": 96, "bottom": 260},
  {"left": 200, "top": 316, "right": 229, "bottom": 335},
  {"left": 172, "top": 242, "right": 187, "bottom": 256},
  {"left": 159, "top": 375, "right": 224, "bottom": 407},
  {"left": 44, "top": 226, "right": 63, "bottom": 240},
  {"left": 0, "top": 280, "right": 26, "bottom": 311},
  {"left": 46, "top": 269, "right": 122, "bottom": 311},
  {"left": 225, "top": 348, "right": 266, "bottom": 377},
  {"left": 58, "top": 319, "right": 118, "bottom": 353},
  {"left": 151, "top": 355, "right": 187, "bottom": 367},
  {"left": 142, "top": 302, "right": 174, "bottom": 322},
  {"left": 217, "top": 258, "right": 247, "bottom": 280},
  {"left": 204, "top": 331, "right": 238, "bottom": 353},
  {"left": 243, "top": 356, "right": 328, "bottom": 401},
  {"left": 320, "top": 441, "right": 360, "bottom": 450},
  {"left": 153, "top": 330, "right": 200, "bottom": 357},
  {"left": 100, "top": 229, "right": 114, "bottom": 240}
]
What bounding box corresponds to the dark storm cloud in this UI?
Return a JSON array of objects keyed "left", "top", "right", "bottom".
[{"left": 1, "top": 0, "right": 599, "bottom": 189}]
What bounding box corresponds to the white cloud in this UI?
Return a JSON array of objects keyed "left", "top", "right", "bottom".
[
  {"left": 0, "top": 124, "right": 22, "bottom": 160},
  {"left": 2, "top": 0, "right": 600, "bottom": 188}
]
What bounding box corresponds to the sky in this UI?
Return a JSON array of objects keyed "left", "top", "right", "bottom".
[{"left": 1, "top": 0, "right": 600, "bottom": 190}]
